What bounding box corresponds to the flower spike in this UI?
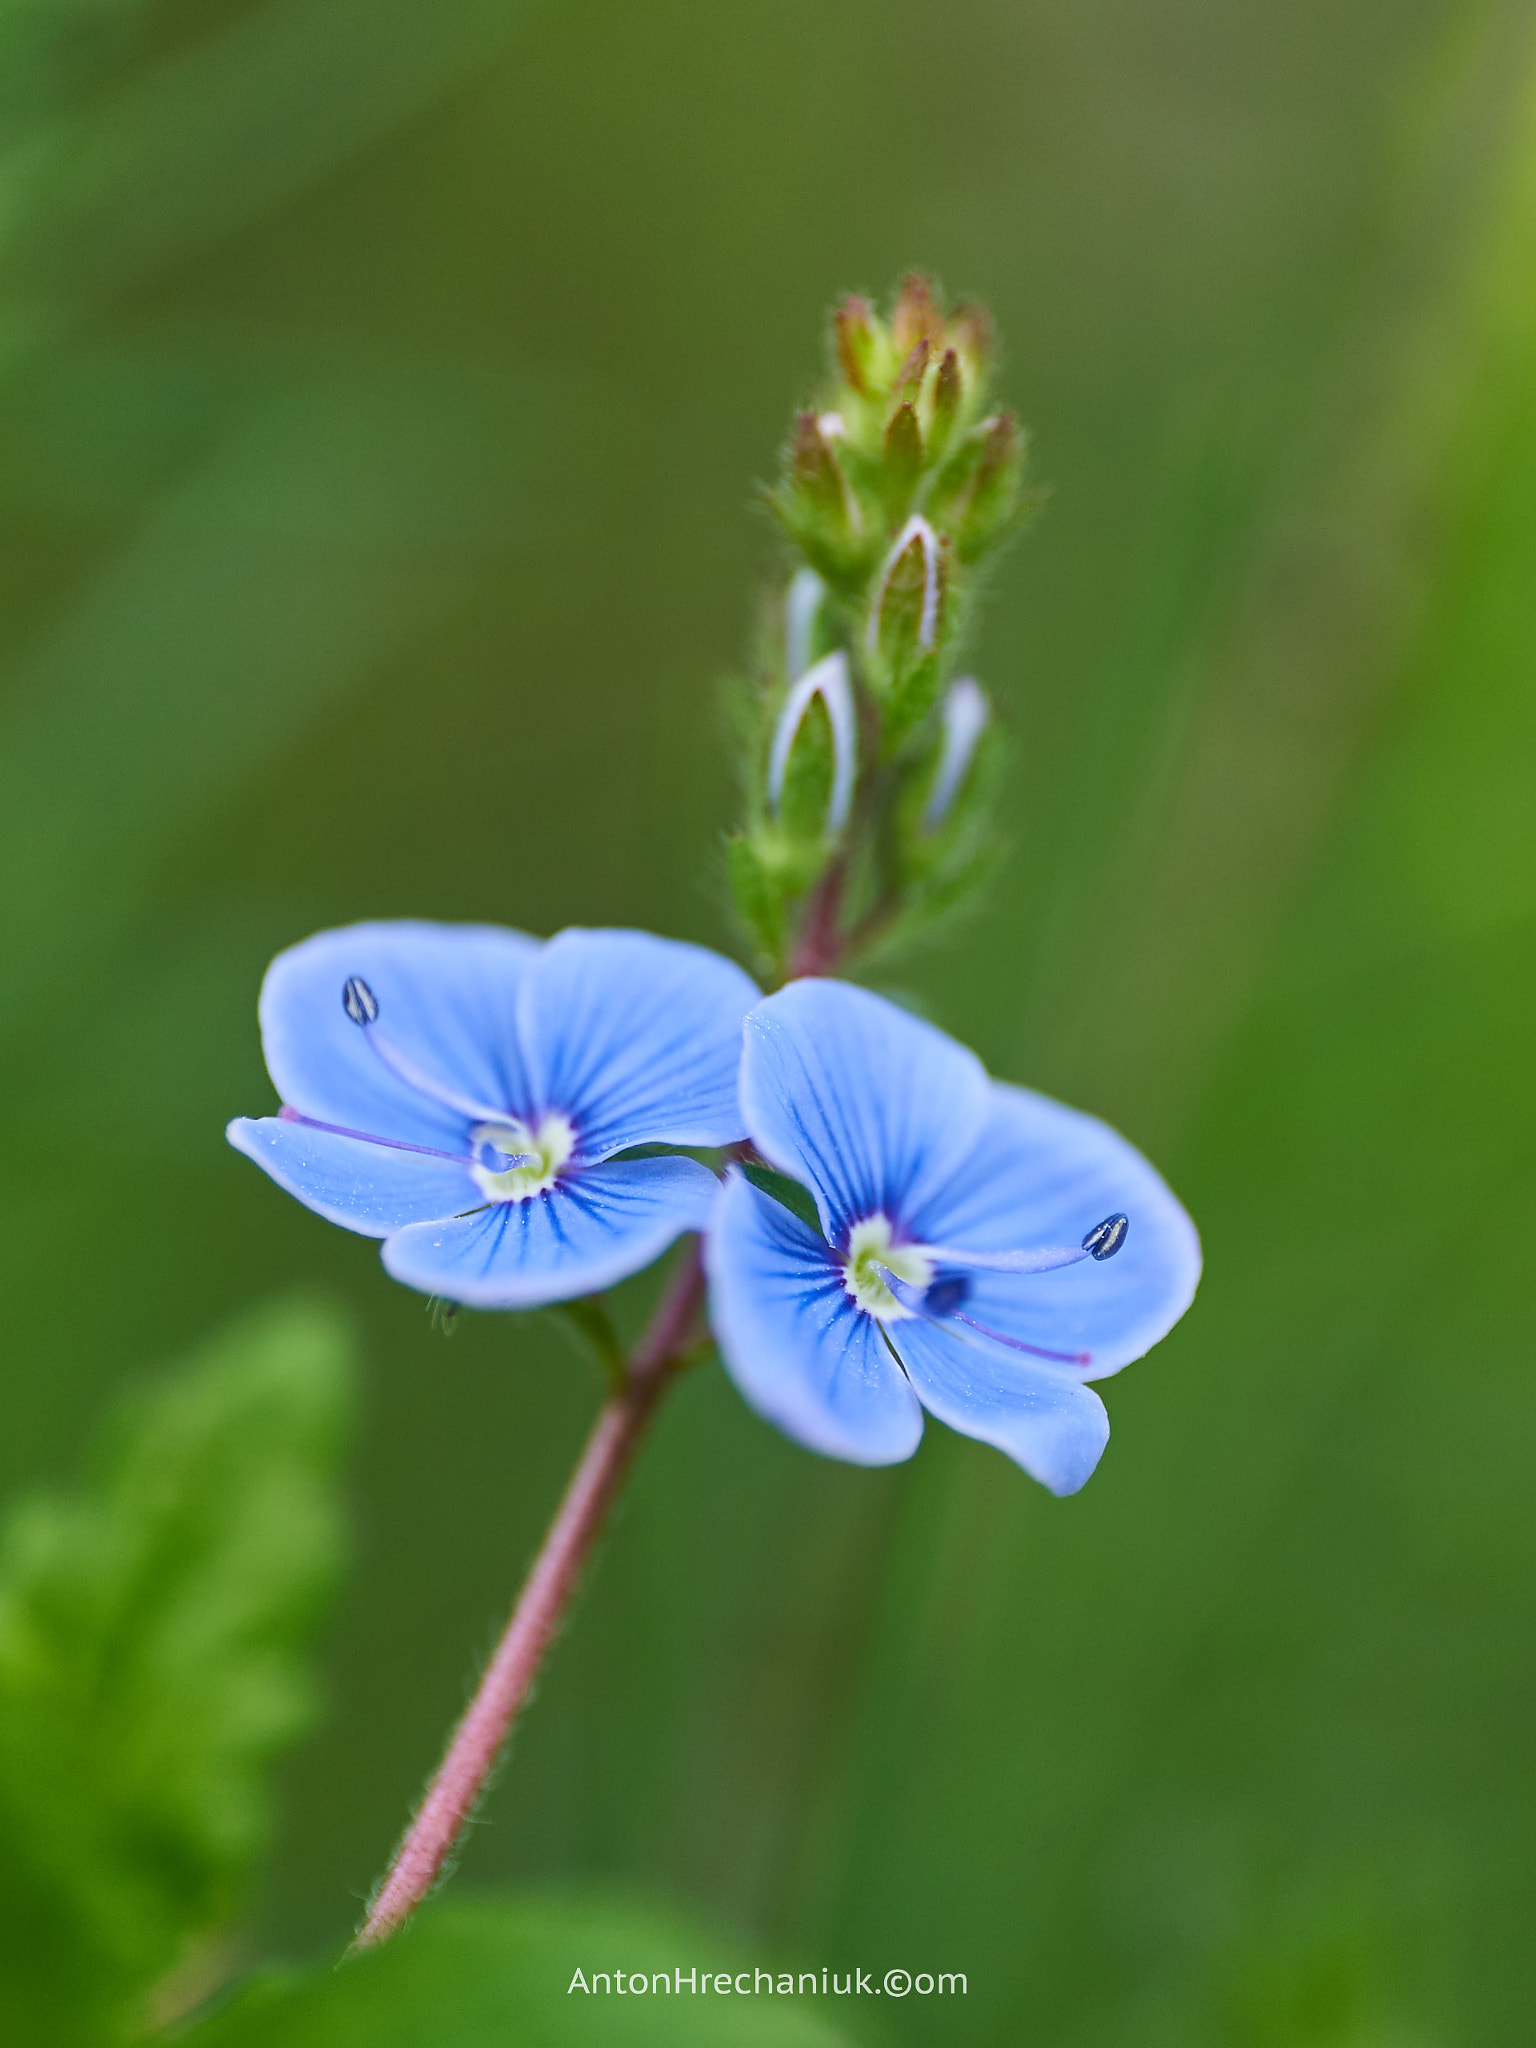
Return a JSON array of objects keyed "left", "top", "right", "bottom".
[
  {"left": 277, "top": 1103, "right": 521, "bottom": 1167},
  {"left": 766, "top": 650, "right": 858, "bottom": 837}
]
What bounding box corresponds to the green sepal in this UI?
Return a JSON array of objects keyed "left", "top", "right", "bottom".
[
  {"left": 765, "top": 416, "right": 873, "bottom": 590},
  {"left": 832, "top": 294, "right": 879, "bottom": 394},
  {"left": 864, "top": 524, "right": 947, "bottom": 711},
  {"left": 928, "top": 347, "right": 963, "bottom": 456},
  {"left": 925, "top": 409, "right": 1027, "bottom": 560},
  {"left": 883, "top": 646, "right": 946, "bottom": 749},
  {"left": 953, "top": 412, "right": 1027, "bottom": 563},
  {"left": 880, "top": 401, "right": 924, "bottom": 523}
]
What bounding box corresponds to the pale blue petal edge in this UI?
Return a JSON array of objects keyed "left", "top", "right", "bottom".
[
  {"left": 704, "top": 1171, "right": 924, "bottom": 1466},
  {"left": 380, "top": 1154, "right": 719, "bottom": 1309},
  {"left": 891, "top": 1316, "right": 1111, "bottom": 1496},
  {"left": 909, "top": 1080, "right": 1202, "bottom": 1380},
  {"left": 520, "top": 928, "right": 759, "bottom": 1159},
  {"left": 227, "top": 1115, "right": 477, "bottom": 1237},
  {"left": 257, "top": 920, "right": 539, "bottom": 1150},
  {"left": 738, "top": 980, "right": 992, "bottom": 1243}
]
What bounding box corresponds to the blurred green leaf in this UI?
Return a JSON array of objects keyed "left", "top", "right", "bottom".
[
  {"left": 0, "top": 1296, "right": 355, "bottom": 2045},
  {"left": 183, "top": 1894, "right": 858, "bottom": 2048}
]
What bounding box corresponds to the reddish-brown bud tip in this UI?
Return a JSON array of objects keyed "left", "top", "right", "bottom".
[
  {"left": 893, "top": 336, "right": 931, "bottom": 396},
  {"left": 948, "top": 302, "right": 994, "bottom": 370},
  {"left": 976, "top": 409, "right": 1017, "bottom": 478},
  {"left": 893, "top": 272, "right": 942, "bottom": 355},
  {"left": 934, "top": 348, "right": 962, "bottom": 426},
  {"left": 884, "top": 399, "right": 924, "bottom": 475},
  {"left": 834, "top": 296, "right": 874, "bottom": 393},
  {"left": 791, "top": 408, "right": 828, "bottom": 467}
]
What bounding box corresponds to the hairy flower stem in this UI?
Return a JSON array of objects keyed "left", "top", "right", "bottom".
[
  {"left": 352, "top": 1241, "right": 708, "bottom": 1950},
  {"left": 788, "top": 855, "right": 848, "bottom": 979}
]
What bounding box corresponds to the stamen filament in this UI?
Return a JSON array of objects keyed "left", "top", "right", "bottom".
[
  {"left": 278, "top": 1105, "right": 532, "bottom": 1169},
  {"left": 339, "top": 975, "right": 514, "bottom": 1124},
  {"left": 875, "top": 1262, "right": 1093, "bottom": 1367},
  {"left": 362, "top": 1029, "right": 516, "bottom": 1125},
  {"left": 946, "top": 1308, "right": 1091, "bottom": 1367},
  {"left": 921, "top": 1243, "right": 1088, "bottom": 1274}
]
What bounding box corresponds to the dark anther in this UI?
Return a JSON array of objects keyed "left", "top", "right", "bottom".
[
  {"left": 924, "top": 1274, "right": 972, "bottom": 1315},
  {"left": 342, "top": 975, "right": 379, "bottom": 1027},
  {"left": 1082, "top": 1213, "right": 1128, "bottom": 1261}
]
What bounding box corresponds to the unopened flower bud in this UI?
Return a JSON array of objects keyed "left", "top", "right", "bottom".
[
  {"left": 784, "top": 567, "right": 825, "bottom": 683},
  {"left": 946, "top": 302, "right": 993, "bottom": 385},
  {"left": 834, "top": 295, "right": 877, "bottom": 395},
  {"left": 892, "top": 271, "right": 942, "bottom": 356},
  {"left": 866, "top": 515, "right": 945, "bottom": 671},
  {"left": 789, "top": 410, "right": 851, "bottom": 520},
  {"left": 892, "top": 336, "right": 930, "bottom": 399},
  {"left": 923, "top": 676, "right": 990, "bottom": 830},
  {"left": 767, "top": 651, "right": 857, "bottom": 837},
  {"left": 928, "top": 410, "right": 1024, "bottom": 562},
  {"left": 930, "top": 348, "right": 963, "bottom": 451},
  {"left": 954, "top": 411, "right": 1022, "bottom": 561},
  {"left": 882, "top": 400, "right": 924, "bottom": 517},
  {"left": 772, "top": 411, "right": 865, "bottom": 575}
]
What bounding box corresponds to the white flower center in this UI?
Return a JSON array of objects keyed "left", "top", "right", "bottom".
[
  {"left": 468, "top": 1114, "right": 575, "bottom": 1202},
  {"left": 842, "top": 1214, "right": 934, "bottom": 1320}
]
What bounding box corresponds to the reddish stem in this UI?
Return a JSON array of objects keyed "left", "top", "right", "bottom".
[
  {"left": 787, "top": 855, "right": 848, "bottom": 979},
  {"left": 352, "top": 1242, "right": 707, "bottom": 1949}
]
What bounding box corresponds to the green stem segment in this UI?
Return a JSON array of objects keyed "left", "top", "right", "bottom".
[{"left": 352, "top": 1242, "right": 708, "bottom": 1949}]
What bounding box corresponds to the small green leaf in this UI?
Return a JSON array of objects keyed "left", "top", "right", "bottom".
[
  {"left": 0, "top": 1296, "right": 355, "bottom": 2046},
  {"left": 183, "top": 1894, "right": 859, "bottom": 2048},
  {"left": 741, "top": 1164, "right": 823, "bottom": 1238}
]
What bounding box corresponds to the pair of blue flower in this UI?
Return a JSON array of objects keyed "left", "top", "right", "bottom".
[{"left": 229, "top": 924, "right": 1199, "bottom": 1495}]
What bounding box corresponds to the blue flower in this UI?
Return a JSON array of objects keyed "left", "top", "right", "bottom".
[
  {"left": 229, "top": 922, "right": 758, "bottom": 1309},
  {"left": 704, "top": 980, "right": 1200, "bottom": 1494}
]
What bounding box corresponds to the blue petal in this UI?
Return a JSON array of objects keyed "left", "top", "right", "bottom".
[
  {"left": 379, "top": 1154, "right": 719, "bottom": 1308},
  {"left": 519, "top": 928, "right": 759, "bottom": 1159},
  {"left": 908, "top": 1081, "right": 1201, "bottom": 1380},
  {"left": 704, "top": 1171, "right": 924, "bottom": 1465},
  {"left": 227, "top": 1115, "right": 477, "bottom": 1237},
  {"left": 258, "top": 921, "right": 539, "bottom": 1151},
  {"left": 889, "top": 1317, "right": 1110, "bottom": 1495},
  {"left": 739, "top": 980, "right": 992, "bottom": 1242}
]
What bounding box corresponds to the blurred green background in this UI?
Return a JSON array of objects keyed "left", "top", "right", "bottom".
[{"left": 3, "top": 0, "right": 1535, "bottom": 2040}]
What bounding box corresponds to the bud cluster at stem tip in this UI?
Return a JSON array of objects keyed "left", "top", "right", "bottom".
[{"left": 728, "top": 274, "right": 1027, "bottom": 983}]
